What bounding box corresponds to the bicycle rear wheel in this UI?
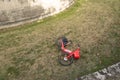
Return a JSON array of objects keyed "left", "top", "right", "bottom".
[
  {"left": 58, "top": 53, "right": 73, "bottom": 66},
  {"left": 55, "top": 38, "right": 62, "bottom": 51}
]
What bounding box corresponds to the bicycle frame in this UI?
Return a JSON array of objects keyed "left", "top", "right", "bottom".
[{"left": 61, "top": 40, "right": 80, "bottom": 59}]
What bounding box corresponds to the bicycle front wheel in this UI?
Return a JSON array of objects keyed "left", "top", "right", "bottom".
[{"left": 58, "top": 53, "right": 73, "bottom": 66}]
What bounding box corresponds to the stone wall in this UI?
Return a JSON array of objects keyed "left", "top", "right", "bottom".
[
  {"left": 0, "top": 0, "right": 74, "bottom": 29},
  {"left": 77, "top": 62, "right": 120, "bottom": 80}
]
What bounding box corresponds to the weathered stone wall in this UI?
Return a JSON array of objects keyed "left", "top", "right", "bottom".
[
  {"left": 77, "top": 62, "right": 120, "bottom": 80},
  {"left": 0, "top": 0, "right": 74, "bottom": 29}
]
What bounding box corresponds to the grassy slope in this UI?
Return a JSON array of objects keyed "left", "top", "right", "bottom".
[{"left": 0, "top": 0, "right": 120, "bottom": 80}]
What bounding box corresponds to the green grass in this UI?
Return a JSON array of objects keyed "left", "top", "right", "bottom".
[{"left": 0, "top": 0, "right": 120, "bottom": 80}]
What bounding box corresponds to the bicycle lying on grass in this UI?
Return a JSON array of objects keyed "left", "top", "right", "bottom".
[{"left": 56, "top": 37, "right": 80, "bottom": 66}]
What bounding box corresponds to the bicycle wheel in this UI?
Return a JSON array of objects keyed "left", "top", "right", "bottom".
[
  {"left": 55, "top": 38, "right": 62, "bottom": 51},
  {"left": 58, "top": 53, "right": 74, "bottom": 66}
]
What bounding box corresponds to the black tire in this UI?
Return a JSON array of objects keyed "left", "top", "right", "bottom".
[
  {"left": 58, "top": 53, "right": 74, "bottom": 66},
  {"left": 55, "top": 36, "right": 69, "bottom": 51},
  {"left": 55, "top": 38, "right": 62, "bottom": 51}
]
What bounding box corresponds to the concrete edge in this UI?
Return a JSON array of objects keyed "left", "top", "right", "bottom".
[
  {"left": 76, "top": 62, "right": 120, "bottom": 80},
  {"left": 0, "top": 1, "right": 74, "bottom": 29}
]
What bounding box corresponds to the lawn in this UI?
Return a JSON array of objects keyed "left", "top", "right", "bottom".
[{"left": 0, "top": 0, "right": 120, "bottom": 80}]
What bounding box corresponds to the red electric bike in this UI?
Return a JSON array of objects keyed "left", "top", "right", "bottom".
[{"left": 56, "top": 37, "right": 80, "bottom": 66}]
